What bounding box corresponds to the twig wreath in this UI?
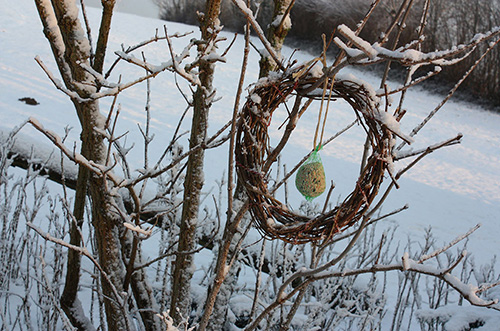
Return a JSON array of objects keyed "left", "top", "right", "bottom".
[{"left": 235, "top": 63, "right": 394, "bottom": 244}]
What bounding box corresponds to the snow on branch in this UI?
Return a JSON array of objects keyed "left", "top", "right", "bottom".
[
  {"left": 81, "top": 29, "right": 206, "bottom": 99},
  {"left": 114, "top": 50, "right": 173, "bottom": 74},
  {"left": 230, "top": 0, "right": 286, "bottom": 71},
  {"left": 374, "top": 109, "right": 414, "bottom": 144},
  {"left": 81, "top": 59, "right": 171, "bottom": 99},
  {"left": 33, "top": 0, "right": 73, "bottom": 87},
  {"left": 247, "top": 224, "right": 499, "bottom": 329},
  {"left": 27, "top": 117, "right": 123, "bottom": 186},
  {"left": 334, "top": 24, "right": 500, "bottom": 66},
  {"left": 123, "top": 221, "right": 153, "bottom": 239},
  {"left": 394, "top": 134, "right": 462, "bottom": 161},
  {"left": 27, "top": 113, "right": 231, "bottom": 192},
  {"left": 310, "top": 247, "right": 498, "bottom": 309},
  {"left": 35, "top": 56, "right": 91, "bottom": 103},
  {"left": 104, "top": 29, "right": 194, "bottom": 79},
  {"left": 109, "top": 34, "right": 201, "bottom": 89},
  {"left": 336, "top": 25, "right": 378, "bottom": 59}
]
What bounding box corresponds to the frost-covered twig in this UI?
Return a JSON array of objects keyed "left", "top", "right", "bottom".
[
  {"left": 394, "top": 134, "right": 462, "bottom": 161},
  {"left": 157, "top": 310, "right": 195, "bottom": 331},
  {"left": 83, "top": 57, "right": 179, "bottom": 99},
  {"left": 395, "top": 134, "right": 463, "bottom": 179},
  {"left": 104, "top": 29, "right": 193, "bottom": 78},
  {"left": 478, "top": 280, "right": 500, "bottom": 295},
  {"left": 376, "top": 66, "right": 441, "bottom": 97},
  {"left": 27, "top": 117, "right": 123, "bottom": 186},
  {"left": 35, "top": 57, "right": 90, "bottom": 103},
  {"left": 153, "top": 107, "right": 190, "bottom": 170},
  {"left": 247, "top": 236, "right": 498, "bottom": 330},
  {"left": 26, "top": 223, "right": 128, "bottom": 314},
  {"left": 164, "top": 26, "right": 202, "bottom": 86},
  {"left": 127, "top": 119, "right": 232, "bottom": 187},
  {"left": 250, "top": 240, "right": 266, "bottom": 320},
  {"left": 418, "top": 224, "right": 481, "bottom": 263},
  {"left": 335, "top": 24, "right": 500, "bottom": 66},
  {"left": 38, "top": 254, "right": 78, "bottom": 331},
  {"left": 379, "top": 0, "right": 415, "bottom": 88},
  {"left": 227, "top": 17, "right": 251, "bottom": 225},
  {"left": 397, "top": 37, "right": 500, "bottom": 150},
  {"left": 123, "top": 222, "right": 153, "bottom": 238},
  {"left": 311, "top": 256, "right": 498, "bottom": 308}
]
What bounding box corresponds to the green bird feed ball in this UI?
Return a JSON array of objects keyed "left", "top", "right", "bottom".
[{"left": 295, "top": 161, "right": 326, "bottom": 200}]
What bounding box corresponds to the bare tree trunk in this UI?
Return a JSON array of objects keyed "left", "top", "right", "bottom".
[
  {"left": 259, "top": 0, "right": 294, "bottom": 77},
  {"left": 93, "top": 0, "right": 116, "bottom": 75},
  {"left": 60, "top": 157, "right": 93, "bottom": 330},
  {"left": 200, "top": 2, "right": 296, "bottom": 328},
  {"left": 34, "top": 1, "right": 133, "bottom": 329},
  {"left": 169, "top": 0, "right": 223, "bottom": 324},
  {"left": 60, "top": 1, "right": 116, "bottom": 328},
  {"left": 121, "top": 230, "right": 163, "bottom": 331},
  {"left": 34, "top": 3, "right": 94, "bottom": 329}
]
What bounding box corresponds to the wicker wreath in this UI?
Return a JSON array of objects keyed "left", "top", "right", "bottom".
[{"left": 235, "top": 65, "right": 394, "bottom": 244}]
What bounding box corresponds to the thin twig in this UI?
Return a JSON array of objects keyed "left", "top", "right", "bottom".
[{"left": 418, "top": 224, "right": 481, "bottom": 263}]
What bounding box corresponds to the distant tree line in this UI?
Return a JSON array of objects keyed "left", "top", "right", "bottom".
[{"left": 157, "top": 0, "right": 500, "bottom": 107}]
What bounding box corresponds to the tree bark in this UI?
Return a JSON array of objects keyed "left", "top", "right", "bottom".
[
  {"left": 60, "top": 1, "right": 116, "bottom": 324},
  {"left": 205, "top": 215, "right": 250, "bottom": 331},
  {"left": 34, "top": 1, "right": 133, "bottom": 329},
  {"left": 59, "top": 157, "right": 93, "bottom": 331},
  {"left": 200, "top": 2, "right": 296, "bottom": 328},
  {"left": 259, "top": 0, "right": 294, "bottom": 77},
  {"left": 93, "top": 0, "right": 116, "bottom": 75},
  {"left": 121, "top": 230, "right": 163, "bottom": 331},
  {"left": 169, "top": 0, "right": 222, "bottom": 324}
]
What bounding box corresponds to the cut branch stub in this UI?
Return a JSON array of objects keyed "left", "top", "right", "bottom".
[{"left": 235, "top": 66, "right": 394, "bottom": 243}]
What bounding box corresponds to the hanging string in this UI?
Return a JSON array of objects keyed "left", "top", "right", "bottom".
[
  {"left": 313, "top": 79, "right": 327, "bottom": 150},
  {"left": 319, "top": 78, "right": 336, "bottom": 146},
  {"left": 312, "top": 35, "right": 334, "bottom": 151}
]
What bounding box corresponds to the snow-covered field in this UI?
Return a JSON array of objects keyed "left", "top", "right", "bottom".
[{"left": 1, "top": 0, "right": 500, "bottom": 329}]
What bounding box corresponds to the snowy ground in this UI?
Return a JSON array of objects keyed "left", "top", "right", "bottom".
[
  {"left": 1, "top": 0, "right": 500, "bottom": 329},
  {"left": 85, "top": 0, "right": 160, "bottom": 18}
]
